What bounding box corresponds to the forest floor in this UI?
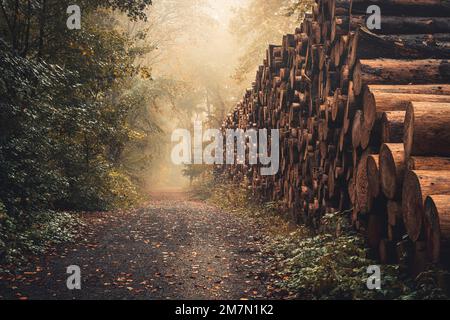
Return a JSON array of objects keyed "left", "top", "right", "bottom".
[{"left": 0, "top": 192, "right": 284, "bottom": 300}]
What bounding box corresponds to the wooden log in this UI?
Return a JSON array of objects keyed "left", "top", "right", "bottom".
[
  {"left": 380, "top": 143, "right": 405, "bottom": 200},
  {"left": 353, "top": 59, "right": 450, "bottom": 96},
  {"left": 363, "top": 89, "right": 450, "bottom": 131},
  {"left": 407, "top": 157, "right": 450, "bottom": 171},
  {"left": 329, "top": 0, "right": 352, "bottom": 20},
  {"left": 367, "top": 154, "right": 380, "bottom": 199},
  {"left": 404, "top": 102, "right": 450, "bottom": 159},
  {"left": 348, "top": 177, "right": 356, "bottom": 206},
  {"left": 402, "top": 170, "right": 450, "bottom": 241},
  {"left": 221, "top": 0, "right": 450, "bottom": 271},
  {"left": 387, "top": 200, "right": 402, "bottom": 227},
  {"left": 349, "top": 28, "right": 450, "bottom": 68},
  {"left": 360, "top": 126, "right": 371, "bottom": 151},
  {"left": 331, "top": 16, "right": 349, "bottom": 42},
  {"left": 343, "top": 81, "right": 356, "bottom": 134},
  {"left": 388, "top": 224, "right": 401, "bottom": 242},
  {"left": 352, "top": 110, "right": 363, "bottom": 150},
  {"left": 388, "top": 201, "right": 405, "bottom": 242},
  {"left": 381, "top": 111, "right": 406, "bottom": 144},
  {"left": 361, "top": 112, "right": 383, "bottom": 151},
  {"left": 356, "top": 152, "right": 371, "bottom": 213},
  {"left": 351, "top": 0, "right": 450, "bottom": 17},
  {"left": 350, "top": 16, "right": 450, "bottom": 35},
  {"left": 412, "top": 241, "right": 429, "bottom": 277},
  {"left": 331, "top": 89, "right": 346, "bottom": 123},
  {"left": 361, "top": 84, "right": 450, "bottom": 95},
  {"left": 424, "top": 195, "right": 450, "bottom": 263}
]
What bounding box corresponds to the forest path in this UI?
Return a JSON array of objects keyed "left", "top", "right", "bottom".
[{"left": 0, "top": 192, "right": 277, "bottom": 300}]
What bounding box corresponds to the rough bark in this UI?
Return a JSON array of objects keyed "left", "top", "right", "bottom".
[{"left": 353, "top": 59, "right": 450, "bottom": 96}]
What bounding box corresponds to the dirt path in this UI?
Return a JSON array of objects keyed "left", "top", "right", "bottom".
[{"left": 0, "top": 193, "right": 278, "bottom": 300}]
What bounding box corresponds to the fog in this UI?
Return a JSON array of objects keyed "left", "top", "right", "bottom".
[{"left": 129, "top": 0, "right": 298, "bottom": 191}]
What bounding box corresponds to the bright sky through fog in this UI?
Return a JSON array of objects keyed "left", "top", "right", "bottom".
[{"left": 206, "top": 0, "right": 247, "bottom": 25}]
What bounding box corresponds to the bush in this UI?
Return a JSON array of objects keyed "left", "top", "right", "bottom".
[
  {"left": 105, "top": 169, "right": 143, "bottom": 209},
  {"left": 0, "top": 208, "right": 83, "bottom": 271},
  {"left": 265, "top": 215, "right": 449, "bottom": 300}
]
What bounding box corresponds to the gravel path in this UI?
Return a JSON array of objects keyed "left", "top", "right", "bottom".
[{"left": 0, "top": 193, "right": 278, "bottom": 300}]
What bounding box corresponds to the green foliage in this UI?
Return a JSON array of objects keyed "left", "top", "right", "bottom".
[
  {"left": 0, "top": 1, "right": 155, "bottom": 265},
  {"left": 0, "top": 1, "right": 155, "bottom": 212},
  {"left": 105, "top": 170, "right": 143, "bottom": 209},
  {"left": 0, "top": 1, "right": 152, "bottom": 57},
  {"left": 267, "top": 232, "right": 385, "bottom": 299},
  {"left": 0, "top": 39, "right": 72, "bottom": 215},
  {"left": 265, "top": 215, "right": 449, "bottom": 300},
  {"left": 0, "top": 209, "right": 83, "bottom": 270},
  {"left": 205, "top": 178, "right": 449, "bottom": 300}
]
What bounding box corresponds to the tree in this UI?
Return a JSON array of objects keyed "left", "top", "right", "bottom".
[
  {"left": 0, "top": 0, "right": 154, "bottom": 213},
  {"left": 230, "top": 0, "right": 313, "bottom": 83}
]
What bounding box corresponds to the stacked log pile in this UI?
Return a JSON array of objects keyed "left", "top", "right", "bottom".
[{"left": 220, "top": 0, "right": 450, "bottom": 273}]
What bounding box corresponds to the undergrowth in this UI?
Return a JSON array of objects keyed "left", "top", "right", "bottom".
[
  {"left": 0, "top": 204, "right": 84, "bottom": 273},
  {"left": 191, "top": 172, "right": 449, "bottom": 300},
  {"left": 193, "top": 172, "right": 297, "bottom": 236},
  {"left": 0, "top": 170, "right": 144, "bottom": 273}
]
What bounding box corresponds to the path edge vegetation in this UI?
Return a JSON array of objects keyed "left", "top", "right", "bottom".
[{"left": 190, "top": 171, "right": 450, "bottom": 300}]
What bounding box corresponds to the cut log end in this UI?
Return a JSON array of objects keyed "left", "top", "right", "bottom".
[
  {"left": 381, "top": 111, "right": 406, "bottom": 144},
  {"left": 353, "top": 61, "right": 362, "bottom": 96},
  {"left": 425, "top": 195, "right": 450, "bottom": 264},
  {"left": 380, "top": 143, "right": 405, "bottom": 200},
  {"left": 403, "top": 103, "right": 414, "bottom": 161},
  {"left": 402, "top": 170, "right": 425, "bottom": 242},
  {"left": 367, "top": 154, "right": 380, "bottom": 199},
  {"left": 352, "top": 110, "right": 363, "bottom": 150},
  {"left": 404, "top": 101, "right": 450, "bottom": 159},
  {"left": 363, "top": 88, "right": 376, "bottom": 130},
  {"left": 403, "top": 170, "right": 450, "bottom": 242},
  {"left": 424, "top": 196, "right": 442, "bottom": 264}
]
